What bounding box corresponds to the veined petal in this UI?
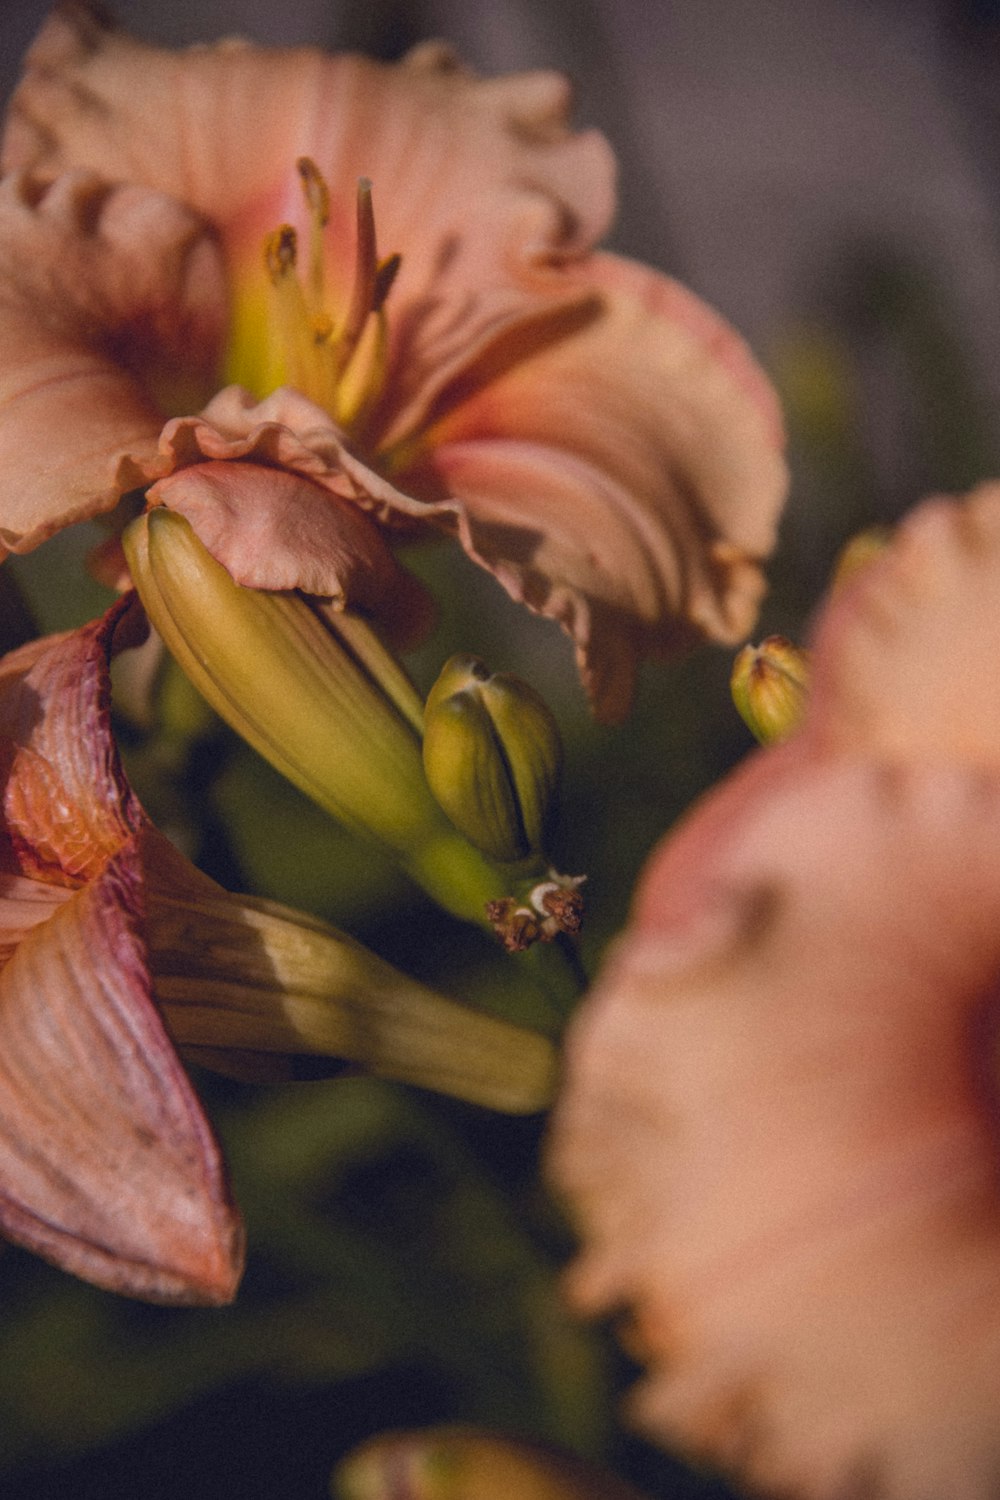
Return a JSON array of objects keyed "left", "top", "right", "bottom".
[
  {"left": 0, "top": 598, "right": 146, "bottom": 884},
  {"left": 0, "top": 839, "right": 242, "bottom": 1303},
  {"left": 551, "top": 745, "right": 1000, "bottom": 1500},
  {"left": 4, "top": 6, "right": 615, "bottom": 406},
  {"left": 0, "top": 170, "right": 224, "bottom": 554},
  {"left": 398, "top": 255, "right": 788, "bottom": 720},
  {"left": 808, "top": 482, "right": 1000, "bottom": 764}
]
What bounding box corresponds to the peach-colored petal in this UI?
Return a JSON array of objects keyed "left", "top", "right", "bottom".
[
  {"left": 0, "top": 839, "right": 242, "bottom": 1303},
  {"left": 4, "top": 5, "right": 615, "bottom": 411},
  {"left": 399, "top": 255, "right": 788, "bottom": 720},
  {"left": 148, "top": 463, "right": 415, "bottom": 609},
  {"left": 807, "top": 482, "right": 1000, "bottom": 764},
  {"left": 142, "top": 387, "right": 433, "bottom": 642},
  {"left": 0, "top": 170, "right": 224, "bottom": 554},
  {"left": 552, "top": 739, "right": 1000, "bottom": 1500}
]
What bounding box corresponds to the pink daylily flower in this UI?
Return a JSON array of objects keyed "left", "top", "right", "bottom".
[
  {"left": 0, "top": 596, "right": 242, "bottom": 1304},
  {"left": 0, "top": 4, "right": 788, "bottom": 720},
  {"left": 550, "top": 483, "right": 1000, "bottom": 1499}
]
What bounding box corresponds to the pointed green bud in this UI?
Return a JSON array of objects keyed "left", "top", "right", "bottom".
[
  {"left": 122, "top": 510, "right": 504, "bottom": 925},
  {"left": 731, "top": 635, "right": 810, "bottom": 745},
  {"left": 423, "top": 655, "right": 562, "bottom": 864}
]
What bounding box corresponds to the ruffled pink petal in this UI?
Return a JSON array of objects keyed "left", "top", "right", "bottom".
[
  {"left": 141, "top": 387, "right": 433, "bottom": 643},
  {"left": 4, "top": 6, "right": 615, "bottom": 415},
  {"left": 551, "top": 742, "right": 1000, "bottom": 1500},
  {"left": 397, "top": 255, "right": 788, "bottom": 720},
  {"left": 807, "top": 482, "right": 1000, "bottom": 764},
  {"left": 0, "top": 838, "right": 242, "bottom": 1303},
  {"left": 0, "top": 170, "right": 224, "bottom": 554}
]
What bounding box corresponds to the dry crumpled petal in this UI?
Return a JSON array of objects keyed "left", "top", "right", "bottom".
[
  {"left": 0, "top": 600, "right": 242, "bottom": 1303},
  {"left": 550, "top": 485, "right": 1000, "bottom": 1499},
  {"left": 334, "top": 1425, "right": 647, "bottom": 1499},
  {"left": 1, "top": 4, "right": 788, "bottom": 721}
]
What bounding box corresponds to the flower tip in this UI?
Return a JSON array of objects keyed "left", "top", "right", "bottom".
[{"left": 730, "top": 634, "right": 810, "bottom": 744}]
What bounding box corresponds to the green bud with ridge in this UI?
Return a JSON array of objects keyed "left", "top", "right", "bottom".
[
  {"left": 731, "top": 634, "right": 810, "bottom": 745},
  {"left": 423, "top": 655, "right": 562, "bottom": 865}
]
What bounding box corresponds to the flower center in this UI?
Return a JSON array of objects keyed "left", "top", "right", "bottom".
[{"left": 226, "top": 159, "right": 400, "bottom": 433}]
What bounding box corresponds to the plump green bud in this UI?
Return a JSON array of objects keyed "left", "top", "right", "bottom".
[
  {"left": 122, "top": 510, "right": 505, "bottom": 925},
  {"left": 731, "top": 635, "right": 810, "bottom": 745},
  {"left": 423, "top": 655, "right": 562, "bottom": 864}
]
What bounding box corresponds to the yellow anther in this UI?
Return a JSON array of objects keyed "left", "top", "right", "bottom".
[
  {"left": 296, "top": 157, "right": 330, "bottom": 226},
  {"left": 264, "top": 225, "right": 298, "bottom": 282}
]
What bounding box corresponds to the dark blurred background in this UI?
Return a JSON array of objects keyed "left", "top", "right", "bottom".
[{"left": 1, "top": 2, "right": 1000, "bottom": 1496}]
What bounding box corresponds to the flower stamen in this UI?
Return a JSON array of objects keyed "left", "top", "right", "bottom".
[{"left": 252, "top": 163, "right": 400, "bottom": 431}]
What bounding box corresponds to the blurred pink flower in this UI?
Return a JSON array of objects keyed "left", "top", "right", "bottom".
[
  {"left": 0, "top": 4, "right": 788, "bottom": 719},
  {"left": 550, "top": 483, "right": 1000, "bottom": 1499}
]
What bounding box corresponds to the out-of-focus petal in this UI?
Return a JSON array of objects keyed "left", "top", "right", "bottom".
[
  {"left": 4, "top": 5, "right": 615, "bottom": 401},
  {"left": 334, "top": 1425, "right": 647, "bottom": 1499},
  {"left": 399, "top": 255, "right": 787, "bottom": 720},
  {"left": 0, "top": 839, "right": 242, "bottom": 1303},
  {"left": 0, "top": 170, "right": 224, "bottom": 555},
  {"left": 808, "top": 482, "right": 1000, "bottom": 764},
  {"left": 552, "top": 743, "right": 1000, "bottom": 1500}
]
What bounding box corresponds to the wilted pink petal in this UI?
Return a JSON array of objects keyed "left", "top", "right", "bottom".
[
  {"left": 0, "top": 601, "right": 244, "bottom": 1302},
  {"left": 0, "top": 841, "right": 242, "bottom": 1303},
  {"left": 0, "top": 170, "right": 224, "bottom": 554},
  {"left": 551, "top": 484, "right": 1000, "bottom": 1497}
]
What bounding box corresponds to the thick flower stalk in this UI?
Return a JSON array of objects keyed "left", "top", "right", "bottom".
[
  {"left": 0, "top": 3, "right": 787, "bottom": 721},
  {"left": 0, "top": 597, "right": 556, "bottom": 1304},
  {"left": 550, "top": 482, "right": 1000, "bottom": 1500}
]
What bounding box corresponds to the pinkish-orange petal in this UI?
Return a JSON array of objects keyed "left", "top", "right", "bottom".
[
  {"left": 0, "top": 598, "right": 147, "bottom": 885},
  {"left": 397, "top": 254, "right": 787, "bottom": 720},
  {"left": 4, "top": 7, "right": 615, "bottom": 407},
  {"left": 140, "top": 387, "right": 433, "bottom": 643},
  {"left": 0, "top": 170, "right": 224, "bottom": 555},
  {"left": 0, "top": 837, "right": 242, "bottom": 1303},
  {"left": 807, "top": 482, "right": 1000, "bottom": 765},
  {"left": 551, "top": 742, "right": 1000, "bottom": 1500}
]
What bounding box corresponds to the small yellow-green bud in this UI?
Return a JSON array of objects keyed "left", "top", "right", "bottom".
[
  {"left": 423, "top": 655, "right": 562, "bottom": 864},
  {"left": 831, "top": 526, "right": 891, "bottom": 591},
  {"left": 731, "top": 635, "right": 810, "bottom": 745}
]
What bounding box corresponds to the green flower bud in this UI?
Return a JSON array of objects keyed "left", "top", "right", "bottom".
[
  {"left": 122, "top": 510, "right": 504, "bottom": 925},
  {"left": 423, "top": 655, "right": 562, "bottom": 864},
  {"left": 731, "top": 634, "right": 810, "bottom": 745}
]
